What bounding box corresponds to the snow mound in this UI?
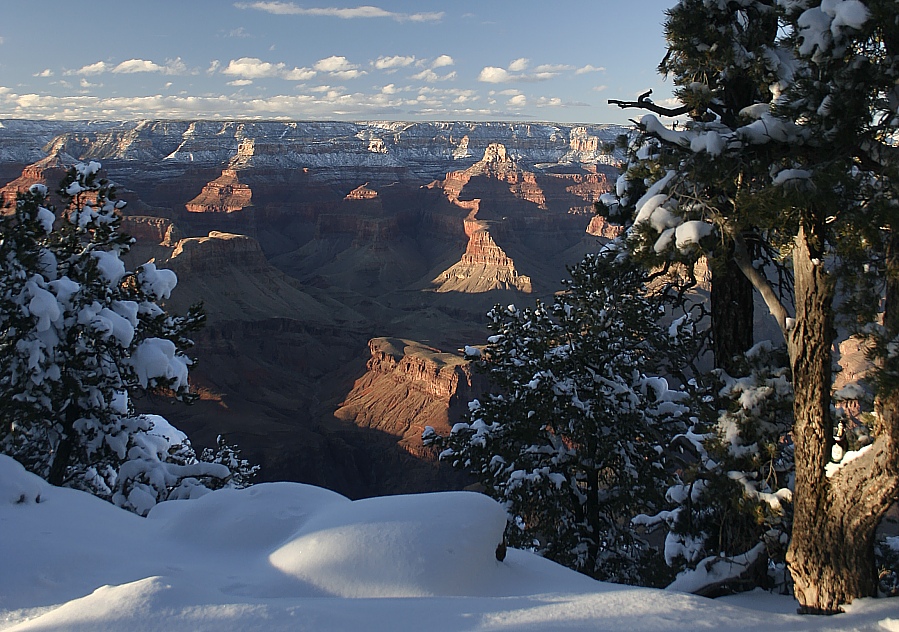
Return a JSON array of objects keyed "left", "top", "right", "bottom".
[
  {"left": 3, "top": 454, "right": 899, "bottom": 631},
  {"left": 148, "top": 481, "right": 349, "bottom": 551},
  {"left": 269, "top": 491, "right": 506, "bottom": 597},
  {"left": 0, "top": 457, "right": 47, "bottom": 505}
]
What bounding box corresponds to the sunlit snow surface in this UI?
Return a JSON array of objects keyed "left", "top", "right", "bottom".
[{"left": 1, "top": 455, "right": 897, "bottom": 631}]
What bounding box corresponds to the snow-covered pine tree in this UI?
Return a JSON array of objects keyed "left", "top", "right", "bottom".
[
  {"left": 0, "top": 162, "right": 254, "bottom": 515},
  {"left": 607, "top": 0, "right": 899, "bottom": 612},
  {"left": 424, "top": 249, "right": 696, "bottom": 585},
  {"left": 637, "top": 342, "right": 795, "bottom": 596}
]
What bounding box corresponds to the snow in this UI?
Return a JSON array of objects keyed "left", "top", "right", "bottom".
[
  {"left": 1, "top": 455, "right": 898, "bottom": 630},
  {"left": 90, "top": 250, "right": 126, "bottom": 285},
  {"left": 137, "top": 263, "right": 177, "bottom": 301},
  {"left": 674, "top": 220, "right": 714, "bottom": 250},
  {"left": 825, "top": 444, "right": 873, "bottom": 478}
]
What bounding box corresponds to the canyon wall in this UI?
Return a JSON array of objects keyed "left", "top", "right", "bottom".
[{"left": 0, "top": 119, "right": 623, "bottom": 499}]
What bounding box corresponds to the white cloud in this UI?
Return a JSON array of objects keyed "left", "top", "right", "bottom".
[
  {"left": 314, "top": 56, "right": 365, "bottom": 79},
  {"left": 68, "top": 61, "right": 108, "bottom": 76},
  {"left": 314, "top": 56, "right": 354, "bottom": 73},
  {"left": 381, "top": 84, "right": 397, "bottom": 94},
  {"left": 508, "top": 94, "right": 527, "bottom": 107},
  {"left": 593, "top": 85, "right": 608, "bottom": 92},
  {"left": 34, "top": 69, "right": 53, "bottom": 78},
  {"left": 411, "top": 69, "right": 456, "bottom": 83},
  {"left": 534, "top": 97, "right": 563, "bottom": 107},
  {"left": 229, "top": 26, "right": 252, "bottom": 38},
  {"left": 227, "top": 79, "right": 254, "bottom": 86},
  {"left": 508, "top": 58, "right": 529, "bottom": 72},
  {"left": 283, "top": 67, "right": 317, "bottom": 80},
  {"left": 374, "top": 56, "right": 416, "bottom": 70},
  {"left": 478, "top": 60, "right": 566, "bottom": 84},
  {"left": 223, "top": 57, "right": 316, "bottom": 81},
  {"left": 80, "top": 78, "right": 101, "bottom": 88},
  {"left": 533, "top": 64, "right": 572, "bottom": 73},
  {"left": 207, "top": 60, "right": 221, "bottom": 75},
  {"left": 431, "top": 55, "right": 454, "bottom": 69},
  {"left": 576, "top": 64, "right": 605, "bottom": 75},
  {"left": 112, "top": 58, "right": 187, "bottom": 75},
  {"left": 477, "top": 67, "right": 511, "bottom": 83},
  {"left": 234, "top": 2, "right": 443, "bottom": 22}
]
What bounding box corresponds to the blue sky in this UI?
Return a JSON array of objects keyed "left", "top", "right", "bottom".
[{"left": 0, "top": 1, "right": 677, "bottom": 124}]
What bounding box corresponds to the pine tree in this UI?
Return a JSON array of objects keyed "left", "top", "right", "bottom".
[
  {"left": 0, "top": 162, "right": 254, "bottom": 515},
  {"left": 606, "top": 0, "right": 899, "bottom": 612},
  {"left": 425, "top": 250, "right": 696, "bottom": 585}
]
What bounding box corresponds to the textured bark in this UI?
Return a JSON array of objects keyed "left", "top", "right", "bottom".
[
  {"left": 786, "top": 227, "right": 899, "bottom": 613},
  {"left": 784, "top": 226, "right": 839, "bottom": 612},
  {"left": 711, "top": 248, "right": 755, "bottom": 373}
]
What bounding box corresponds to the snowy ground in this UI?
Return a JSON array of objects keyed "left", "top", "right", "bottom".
[{"left": 1, "top": 455, "right": 898, "bottom": 631}]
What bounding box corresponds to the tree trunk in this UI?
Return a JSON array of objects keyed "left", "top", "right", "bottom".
[
  {"left": 711, "top": 248, "right": 755, "bottom": 373},
  {"left": 785, "top": 226, "right": 899, "bottom": 613},
  {"left": 784, "top": 225, "right": 842, "bottom": 613},
  {"left": 47, "top": 406, "right": 77, "bottom": 486}
]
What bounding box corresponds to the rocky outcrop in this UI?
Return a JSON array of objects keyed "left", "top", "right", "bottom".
[
  {"left": 433, "top": 221, "right": 532, "bottom": 293},
  {"left": 0, "top": 151, "right": 71, "bottom": 207},
  {"left": 122, "top": 216, "right": 182, "bottom": 247},
  {"left": 334, "top": 338, "right": 482, "bottom": 457},
  {"left": 586, "top": 214, "right": 625, "bottom": 239},
  {"left": 169, "top": 231, "right": 268, "bottom": 273},
  {"left": 185, "top": 169, "right": 252, "bottom": 213}
]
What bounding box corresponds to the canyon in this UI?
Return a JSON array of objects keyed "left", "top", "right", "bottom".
[{"left": 0, "top": 119, "right": 624, "bottom": 498}]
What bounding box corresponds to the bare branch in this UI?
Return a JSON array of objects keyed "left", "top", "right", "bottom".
[
  {"left": 732, "top": 232, "right": 790, "bottom": 338},
  {"left": 608, "top": 89, "right": 692, "bottom": 118}
]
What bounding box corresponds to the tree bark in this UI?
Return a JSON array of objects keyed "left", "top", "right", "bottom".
[
  {"left": 785, "top": 225, "right": 899, "bottom": 613},
  {"left": 711, "top": 247, "right": 755, "bottom": 373},
  {"left": 784, "top": 225, "right": 842, "bottom": 613}
]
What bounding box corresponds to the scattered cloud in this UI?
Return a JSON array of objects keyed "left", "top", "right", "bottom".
[
  {"left": 576, "top": 64, "right": 605, "bottom": 75},
  {"left": 431, "top": 55, "right": 454, "bottom": 69},
  {"left": 508, "top": 94, "right": 527, "bottom": 107},
  {"left": 373, "top": 55, "right": 416, "bottom": 71},
  {"left": 67, "top": 61, "right": 108, "bottom": 76},
  {"left": 533, "top": 64, "right": 572, "bottom": 73},
  {"left": 381, "top": 84, "right": 397, "bottom": 94},
  {"left": 478, "top": 67, "right": 512, "bottom": 84},
  {"left": 534, "top": 97, "right": 563, "bottom": 107},
  {"left": 593, "top": 85, "right": 608, "bottom": 92},
  {"left": 410, "top": 68, "right": 456, "bottom": 83},
  {"left": 80, "top": 78, "right": 102, "bottom": 89},
  {"left": 234, "top": 2, "right": 443, "bottom": 22},
  {"left": 223, "top": 57, "right": 316, "bottom": 81},
  {"left": 229, "top": 26, "right": 252, "bottom": 38},
  {"left": 314, "top": 56, "right": 365, "bottom": 80},
  {"left": 112, "top": 58, "right": 187, "bottom": 75},
  {"left": 207, "top": 60, "right": 221, "bottom": 75},
  {"left": 478, "top": 60, "right": 567, "bottom": 84},
  {"left": 34, "top": 69, "right": 53, "bottom": 78},
  {"left": 508, "top": 58, "right": 529, "bottom": 72},
  {"left": 227, "top": 79, "right": 254, "bottom": 86}
]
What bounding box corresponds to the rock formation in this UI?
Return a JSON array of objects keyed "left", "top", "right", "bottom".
[
  {"left": 334, "top": 338, "right": 482, "bottom": 461},
  {"left": 185, "top": 169, "right": 253, "bottom": 214}
]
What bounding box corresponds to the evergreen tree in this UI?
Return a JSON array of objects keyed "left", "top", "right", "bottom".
[
  {"left": 425, "top": 250, "right": 696, "bottom": 585},
  {"left": 0, "top": 162, "right": 255, "bottom": 515},
  {"left": 606, "top": 0, "right": 899, "bottom": 612}
]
